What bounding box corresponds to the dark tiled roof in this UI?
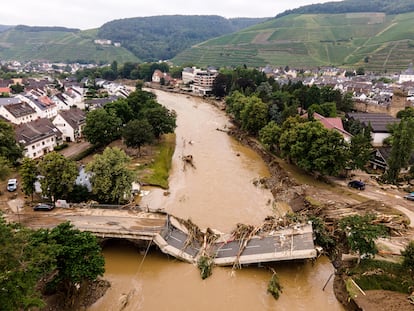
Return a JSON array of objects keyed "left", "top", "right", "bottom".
[
  {"left": 347, "top": 112, "right": 400, "bottom": 133},
  {"left": 15, "top": 118, "right": 61, "bottom": 145},
  {"left": 57, "top": 108, "right": 85, "bottom": 129},
  {"left": 3, "top": 102, "right": 36, "bottom": 118}
]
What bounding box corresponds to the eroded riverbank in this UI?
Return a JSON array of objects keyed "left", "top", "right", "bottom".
[{"left": 88, "top": 89, "right": 344, "bottom": 311}]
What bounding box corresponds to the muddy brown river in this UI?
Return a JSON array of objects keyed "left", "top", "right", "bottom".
[{"left": 88, "top": 90, "right": 344, "bottom": 311}]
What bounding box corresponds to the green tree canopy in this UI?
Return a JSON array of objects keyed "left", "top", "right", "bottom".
[
  {"left": 144, "top": 106, "right": 177, "bottom": 139},
  {"left": 0, "top": 218, "right": 56, "bottom": 311},
  {"left": 38, "top": 152, "right": 78, "bottom": 203},
  {"left": 0, "top": 119, "right": 23, "bottom": 164},
  {"left": 384, "top": 117, "right": 414, "bottom": 183},
  {"left": 396, "top": 107, "right": 414, "bottom": 119},
  {"left": 279, "top": 120, "right": 349, "bottom": 176},
  {"left": 339, "top": 214, "right": 388, "bottom": 260},
  {"left": 104, "top": 99, "right": 134, "bottom": 125},
  {"left": 83, "top": 108, "right": 122, "bottom": 146},
  {"left": 239, "top": 95, "right": 269, "bottom": 135},
  {"left": 0, "top": 155, "right": 11, "bottom": 181},
  {"left": 86, "top": 147, "right": 135, "bottom": 204},
  {"left": 19, "top": 157, "right": 38, "bottom": 201},
  {"left": 259, "top": 121, "right": 281, "bottom": 152},
  {"left": 349, "top": 132, "right": 373, "bottom": 170},
  {"left": 35, "top": 222, "right": 105, "bottom": 309},
  {"left": 401, "top": 240, "right": 414, "bottom": 275},
  {"left": 122, "top": 119, "right": 155, "bottom": 155}
]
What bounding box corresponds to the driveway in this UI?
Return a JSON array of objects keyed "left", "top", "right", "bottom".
[{"left": 60, "top": 141, "right": 92, "bottom": 158}]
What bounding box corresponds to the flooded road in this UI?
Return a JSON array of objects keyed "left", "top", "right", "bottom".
[{"left": 89, "top": 90, "right": 344, "bottom": 311}]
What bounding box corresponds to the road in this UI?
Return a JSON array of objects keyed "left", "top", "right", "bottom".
[
  {"left": 59, "top": 141, "right": 92, "bottom": 158},
  {"left": 336, "top": 177, "right": 414, "bottom": 228}
]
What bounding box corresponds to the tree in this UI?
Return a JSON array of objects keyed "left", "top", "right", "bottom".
[
  {"left": 212, "top": 73, "right": 229, "bottom": 98},
  {"left": 83, "top": 109, "right": 122, "bottom": 146},
  {"left": 259, "top": 121, "right": 281, "bottom": 152},
  {"left": 41, "top": 222, "right": 105, "bottom": 309},
  {"left": 396, "top": 107, "right": 414, "bottom": 119},
  {"left": 279, "top": 120, "right": 349, "bottom": 176},
  {"left": 122, "top": 119, "right": 155, "bottom": 155},
  {"left": 104, "top": 99, "right": 134, "bottom": 124},
  {"left": 19, "top": 157, "right": 38, "bottom": 201},
  {"left": 349, "top": 132, "right": 373, "bottom": 170},
  {"left": 0, "top": 119, "right": 23, "bottom": 164},
  {"left": 10, "top": 83, "right": 24, "bottom": 94},
  {"left": 401, "top": 240, "right": 414, "bottom": 275},
  {"left": 339, "top": 214, "right": 387, "bottom": 261},
  {"left": 0, "top": 217, "right": 56, "bottom": 311},
  {"left": 225, "top": 90, "right": 249, "bottom": 122},
  {"left": 144, "top": 106, "right": 177, "bottom": 139},
  {"left": 384, "top": 118, "right": 414, "bottom": 183},
  {"left": 240, "top": 95, "right": 269, "bottom": 135},
  {"left": 38, "top": 152, "right": 78, "bottom": 203},
  {"left": 356, "top": 67, "right": 365, "bottom": 75},
  {"left": 0, "top": 155, "right": 11, "bottom": 181},
  {"left": 86, "top": 147, "right": 135, "bottom": 204}
]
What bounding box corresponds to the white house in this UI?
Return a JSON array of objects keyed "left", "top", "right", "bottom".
[
  {"left": 399, "top": 63, "right": 414, "bottom": 83},
  {"left": 15, "top": 118, "right": 62, "bottom": 159},
  {"left": 0, "top": 101, "right": 38, "bottom": 124},
  {"left": 346, "top": 112, "right": 400, "bottom": 147},
  {"left": 16, "top": 94, "right": 58, "bottom": 119},
  {"left": 65, "top": 86, "right": 85, "bottom": 109},
  {"left": 52, "top": 108, "right": 86, "bottom": 142},
  {"left": 52, "top": 93, "right": 72, "bottom": 111}
]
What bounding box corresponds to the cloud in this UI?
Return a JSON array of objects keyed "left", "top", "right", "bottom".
[{"left": 0, "top": 0, "right": 339, "bottom": 29}]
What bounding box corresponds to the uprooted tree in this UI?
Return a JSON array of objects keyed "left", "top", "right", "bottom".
[{"left": 339, "top": 214, "right": 388, "bottom": 262}]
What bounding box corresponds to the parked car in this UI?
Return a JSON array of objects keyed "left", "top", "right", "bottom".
[
  {"left": 348, "top": 180, "right": 365, "bottom": 190},
  {"left": 33, "top": 203, "right": 54, "bottom": 211},
  {"left": 404, "top": 193, "right": 414, "bottom": 201},
  {"left": 7, "top": 179, "right": 17, "bottom": 192}
]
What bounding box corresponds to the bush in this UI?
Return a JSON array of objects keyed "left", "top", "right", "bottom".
[
  {"left": 69, "top": 145, "right": 97, "bottom": 161},
  {"left": 401, "top": 240, "right": 414, "bottom": 274},
  {"left": 54, "top": 143, "right": 69, "bottom": 151}
]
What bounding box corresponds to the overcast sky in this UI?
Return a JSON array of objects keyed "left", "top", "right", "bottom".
[{"left": 0, "top": 1, "right": 341, "bottom": 29}]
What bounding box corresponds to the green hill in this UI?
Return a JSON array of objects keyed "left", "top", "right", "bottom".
[
  {"left": 172, "top": 11, "right": 414, "bottom": 72},
  {"left": 97, "top": 15, "right": 268, "bottom": 62},
  {"left": 0, "top": 26, "right": 140, "bottom": 64},
  {"left": 0, "top": 16, "right": 266, "bottom": 64}
]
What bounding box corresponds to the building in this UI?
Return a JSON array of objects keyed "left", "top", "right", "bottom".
[
  {"left": 16, "top": 94, "right": 58, "bottom": 119},
  {"left": 346, "top": 112, "right": 400, "bottom": 146},
  {"left": 182, "top": 67, "right": 219, "bottom": 95},
  {"left": 399, "top": 63, "right": 414, "bottom": 83},
  {"left": 52, "top": 108, "right": 86, "bottom": 142},
  {"left": 0, "top": 101, "right": 37, "bottom": 124},
  {"left": 302, "top": 112, "right": 353, "bottom": 143},
  {"left": 15, "top": 118, "right": 62, "bottom": 159},
  {"left": 152, "top": 69, "right": 172, "bottom": 84}
]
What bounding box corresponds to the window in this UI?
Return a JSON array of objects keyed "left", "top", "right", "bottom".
[{"left": 32, "top": 145, "right": 35, "bottom": 150}]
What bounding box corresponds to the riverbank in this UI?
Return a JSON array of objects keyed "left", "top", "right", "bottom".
[{"left": 225, "top": 117, "right": 414, "bottom": 311}]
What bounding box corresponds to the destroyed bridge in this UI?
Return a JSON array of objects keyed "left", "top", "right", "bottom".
[{"left": 51, "top": 208, "right": 318, "bottom": 267}]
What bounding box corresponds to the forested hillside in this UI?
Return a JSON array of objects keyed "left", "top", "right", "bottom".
[
  {"left": 277, "top": 0, "right": 414, "bottom": 17},
  {"left": 97, "top": 15, "right": 268, "bottom": 62}
]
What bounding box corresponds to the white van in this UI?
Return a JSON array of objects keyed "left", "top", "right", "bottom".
[{"left": 7, "top": 179, "right": 17, "bottom": 192}]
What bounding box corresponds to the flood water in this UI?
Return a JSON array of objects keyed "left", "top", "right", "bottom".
[{"left": 89, "top": 90, "right": 344, "bottom": 311}]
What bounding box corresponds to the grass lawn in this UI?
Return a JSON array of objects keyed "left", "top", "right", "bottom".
[
  {"left": 347, "top": 259, "right": 414, "bottom": 294},
  {"left": 132, "top": 133, "right": 175, "bottom": 189}
]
